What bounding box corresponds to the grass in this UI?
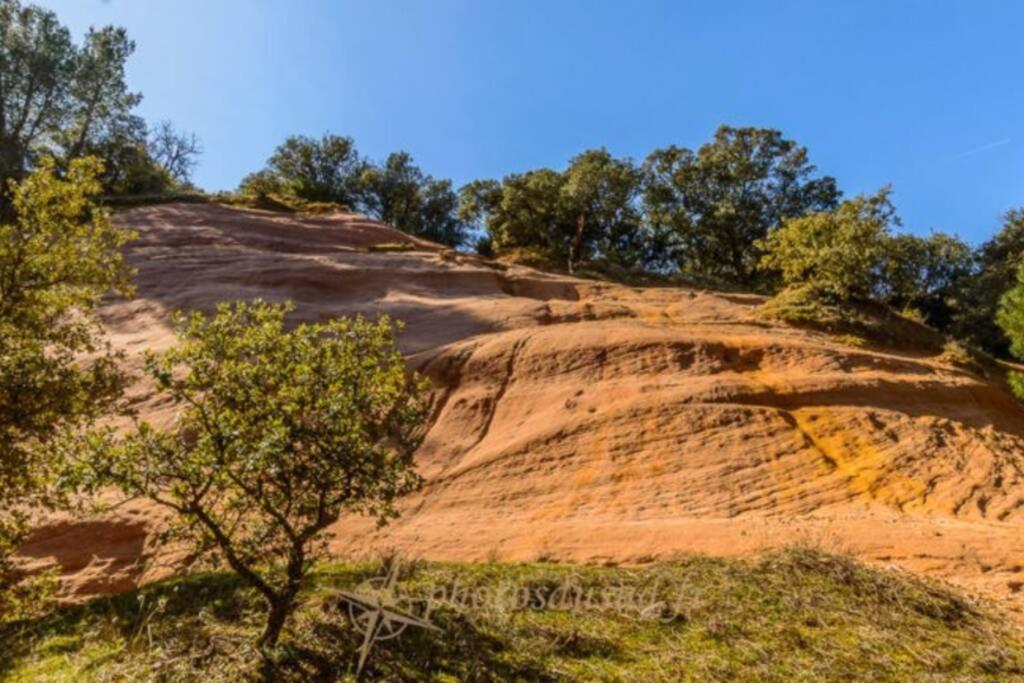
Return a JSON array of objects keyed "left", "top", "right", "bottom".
[{"left": 2, "top": 548, "right": 1023, "bottom": 682}]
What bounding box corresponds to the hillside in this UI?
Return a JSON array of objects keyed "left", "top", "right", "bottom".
[{"left": 16, "top": 202, "right": 1024, "bottom": 619}]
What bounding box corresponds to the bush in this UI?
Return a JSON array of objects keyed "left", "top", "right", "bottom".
[{"left": 758, "top": 188, "right": 896, "bottom": 301}]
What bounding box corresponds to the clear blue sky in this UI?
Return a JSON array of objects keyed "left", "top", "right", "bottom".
[{"left": 41, "top": 0, "right": 1024, "bottom": 244}]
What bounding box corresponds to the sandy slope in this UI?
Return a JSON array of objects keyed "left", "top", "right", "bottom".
[{"left": 18, "top": 202, "right": 1024, "bottom": 617}]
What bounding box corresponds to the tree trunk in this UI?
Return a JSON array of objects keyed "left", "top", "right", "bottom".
[
  {"left": 569, "top": 206, "right": 586, "bottom": 274},
  {"left": 259, "top": 596, "right": 291, "bottom": 650}
]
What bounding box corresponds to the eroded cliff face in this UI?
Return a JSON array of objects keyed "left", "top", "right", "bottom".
[{"left": 18, "top": 202, "right": 1024, "bottom": 617}]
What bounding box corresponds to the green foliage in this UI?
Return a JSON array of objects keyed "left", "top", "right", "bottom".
[
  {"left": 0, "top": 156, "right": 134, "bottom": 623},
  {"left": 358, "top": 151, "right": 467, "bottom": 246},
  {"left": 0, "top": 1, "right": 195, "bottom": 200},
  {"left": 251, "top": 134, "right": 366, "bottom": 207},
  {"left": 82, "top": 300, "right": 429, "bottom": 650},
  {"left": 4, "top": 549, "right": 1023, "bottom": 681},
  {"left": 241, "top": 139, "right": 469, "bottom": 246},
  {"left": 881, "top": 232, "right": 974, "bottom": 330},
  {"left": 759, "top": 188, "right": 896, "bottom": 301},
  {"left": 237, "top": 169, "right": 283, "bottom": 198},
  {"left": 458, "top": 149, "right": 647, "bottom": 272},
  {"left": 643, "top": 126, "right": 840, "bottom": 288},
  {"left": 996, "top": 260, "right": 1024, "bottom": 397},
  {"left": 954, "top": 208, "right": 1024, "bottom": 356}
]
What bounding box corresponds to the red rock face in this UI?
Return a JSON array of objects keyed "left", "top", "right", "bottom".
[{"left": 19, "top": 202, "right": 1024, "bottom": 620}]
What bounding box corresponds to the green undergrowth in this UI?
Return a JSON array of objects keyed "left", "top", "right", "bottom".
[
  {"left": 757, "top": 284, "right": 998, "bottom": 364},
  {"left": 2, "top": 548, "right": 1022, "bottom": 682}
]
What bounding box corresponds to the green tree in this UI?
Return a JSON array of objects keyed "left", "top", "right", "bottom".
[
  {"left": 881, "top": 232, "right": 974, "bottom": 330},
  {"left": 644, "top": 126, "right": 840, "bottom": 288},
  {"left": 459, "top": 168, "right": 571, "bottom": 262},
  {"left": 562, "top": 149, "right": 644, "bottom": 272},
  {"left": 359, "top": 151, "right": 467, "bottom": 246},
  {"left": 758, "top": 188, "right": 896, "bottom": 301},
  {"left": 252, "top": 133, "right": 367, "bottom": 207},
  {"left": 997, "top": 261, "right": 1024, "bottom": 397},
  {"left": 457, "top": 150, "right": 647, "bottom": 271},
  {"left": 0, "top": 156, "right": 134, "bottom": 622},
  {"left": 85, "top": 301, "right": 429, "bottom": 652},
  {"left": 0, "top": 2, "right": 144, "bottom": 194},
  {"left": 61, "top": 26, "right": 142, "bottom": 161},
  {"left": 953, "top": 209, "right": 1024, "bottom": 356}
]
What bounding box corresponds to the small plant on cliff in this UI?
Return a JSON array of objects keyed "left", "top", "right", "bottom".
[
  {"left": 0, "top": 157, "right": 134, "bottom": 624},
  {"left": 83, "top": 300, "right": 429, "bottom": 657}
]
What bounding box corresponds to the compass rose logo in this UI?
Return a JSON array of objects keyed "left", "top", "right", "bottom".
[{"left": 331, "top": 559, "right": 441, "bottom": 678}]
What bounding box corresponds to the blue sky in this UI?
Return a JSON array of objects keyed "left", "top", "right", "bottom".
[{"left": 41, "top": 0, "right": 1024, "bottom": 244}]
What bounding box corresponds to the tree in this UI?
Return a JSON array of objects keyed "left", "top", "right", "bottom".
[
  {"left": 60, "top": 26, "right": 141, "bottom": 162},
  {"left": 0, "top": 2, "right": 150, "bottom": 203},
  {"left": 881, "top": 232, "right": 974, "bottom": 329},
  {"left": 643, "top": 126, "right": 840, "bottom": 288},
  {"left": 148, "top": 120, "right": 201, "bottom": 185},
  {"left": 758, "top": 188, "right": 896, "bottom": 301},
  {"left": 0, "top": 1, "right": 76, "bottom": 183},
  {"left": 997, "top": 261, "right": 1024, "bottom": 398},
  {"left": 459, "top": 168, "right": 571, "bottom": 263},
  {"left": 359, "top": 151, "right": 468, "bottom": 246},
  {"left": 86, "top": 301, "right": 429, "bottom": 651},
  {"left": 561, "top": 149, "right": 644, "bottom": 272},
  {"left": 0, "top": 156, "right": 134, "bottom": 622},
  {"left": 953, "top": 209, "right": 1024, "bottom": 356},
  {"left": 252, "top": 133, "right": 367, "bottom": 207},
  {"left": 457, "top": 150, "right": 647, "bottom": 271}
]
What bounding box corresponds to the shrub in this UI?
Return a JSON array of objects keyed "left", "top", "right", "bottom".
[{"left": 758, "top": 188, "right": 897, "bottom": 301}]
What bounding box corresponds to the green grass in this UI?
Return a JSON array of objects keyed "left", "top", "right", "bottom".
[{"left": 2, "top": 549, "right": 1023, "bottom": 682}]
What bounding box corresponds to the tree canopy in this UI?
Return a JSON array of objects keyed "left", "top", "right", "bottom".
[
  {"left": 0, "top": 0, "right": 199, "bottom": 199},
  {"left": 458, "top": 149, "right": 648, "bottom": 271},
  {"left": 643, "top": 126, "right": 841, "bottom": 288}
]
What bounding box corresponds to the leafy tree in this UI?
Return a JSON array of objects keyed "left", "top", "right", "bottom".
[
  {"left": 359, "top": 151, "right": 467, "bottom": 246},
  {"left": 458, "top": 150, "right": 647, "bottom": 271},
  {"left": 0, "top": 1, "right": 173, "bottom": 204},
  {"left": 997, "top": 261, "right": 1024, "bottom": 397},
  {"left": 881, "top": 232, "right": 974, "bottom": 329},
  {"left": 0, "top": 0, "right": 75, "bottom": 183},
  {"left": 60, "top": 26, "right": 141, "bottom": 162},
  {"left": 562, "top": 149, "right": 644, "bottom": 272},
  {"left": 953, "top": 209, "right": 1024, "bottom": 356},
  {"left": 644, "top": 126, "right": 840, "bottom": 288},
  {"left": 85, "top": 301, "right": 429, "bottom": 651},
  {"left": 0, "top": 156, "right": 134, "bottom": 622},
  {"left": 252, "top": 133, "right": 367, "bottom": 207},
  {"left": 459, "top": 168, "right": 570, "bottom": 263},
  {"left": 0, "top": 2, "right": 142, "bottom": 182},
  {"left": 758, "top": 188, "right": 896, "bottom": 301}
]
